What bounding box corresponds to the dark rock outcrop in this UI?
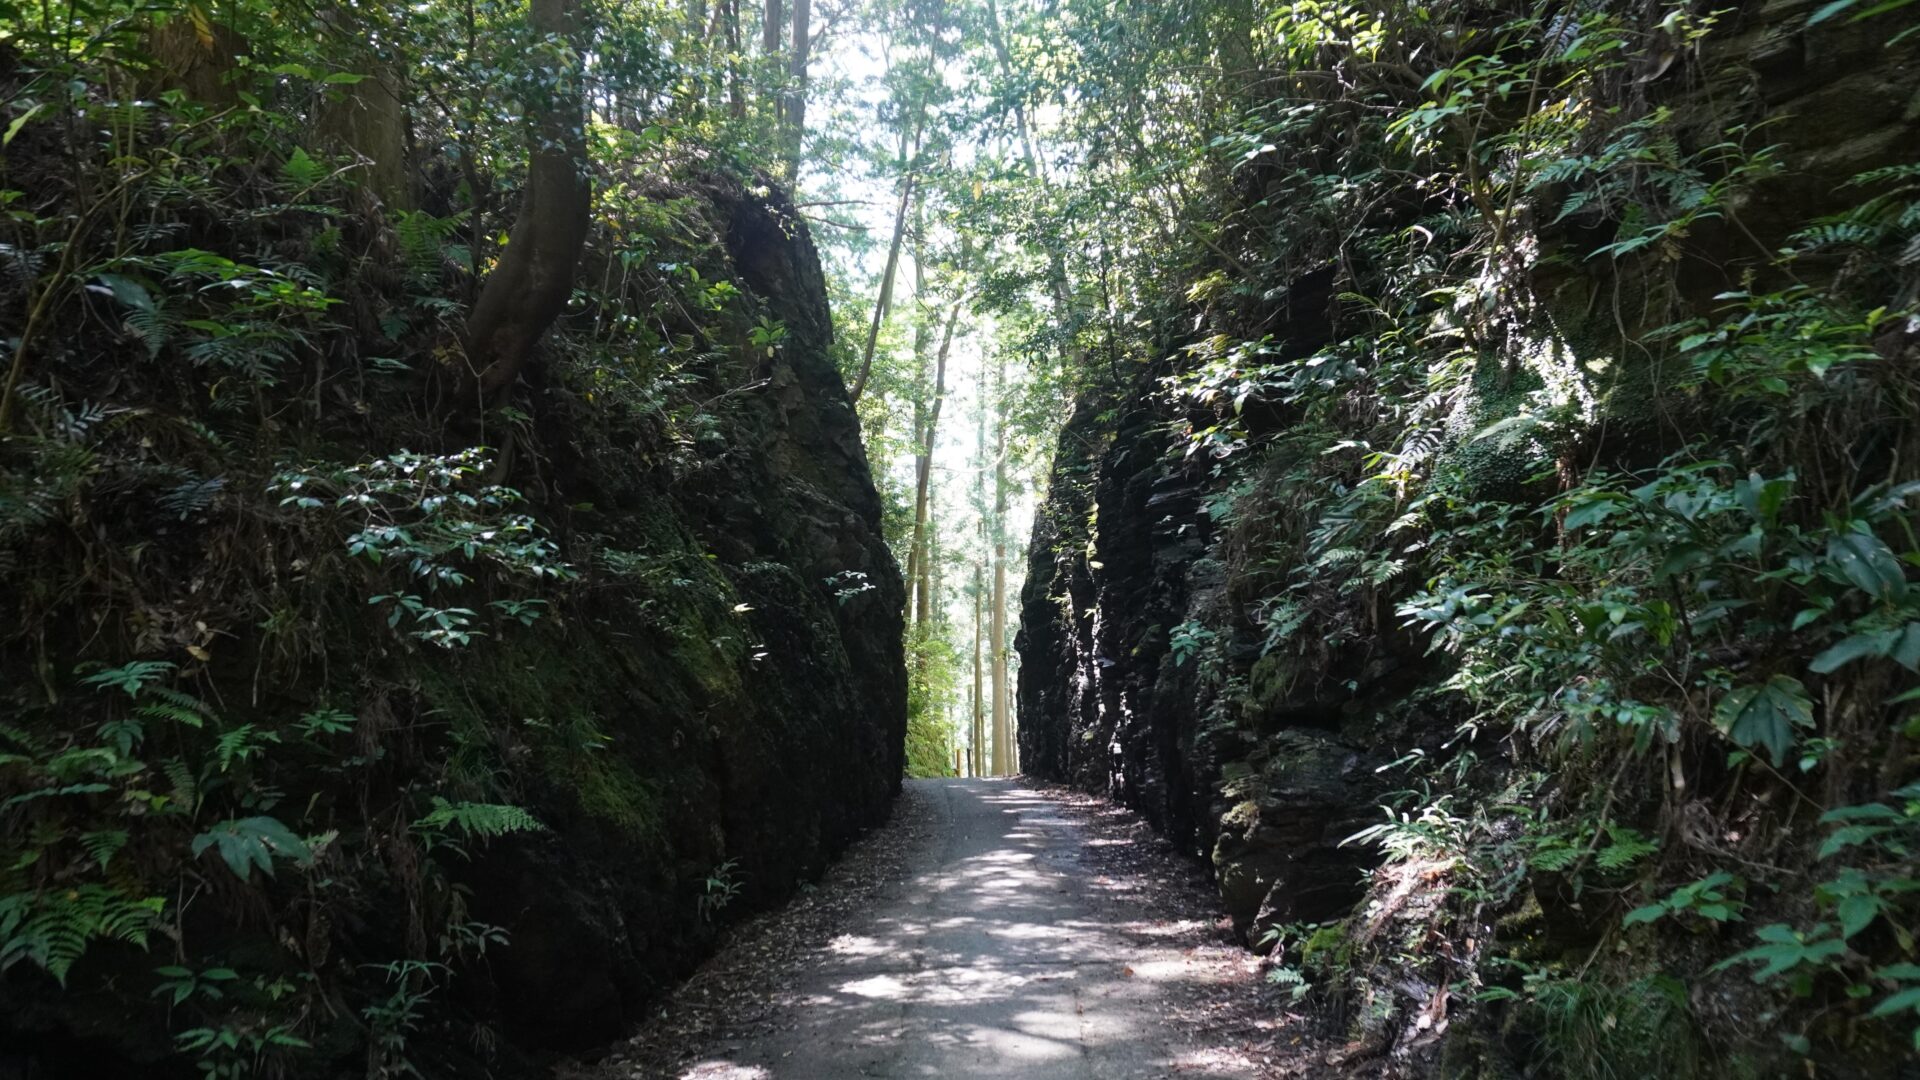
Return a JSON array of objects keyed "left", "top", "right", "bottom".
[
  {"left": 1015, "top": 0, "right": 1920, "bottom": 1071},
  {"left": 451, "top": 179, "right": 906, "bottom": 1052},
  {"left": 0, "top": 168, "right": 904, "bottom": 1074}
]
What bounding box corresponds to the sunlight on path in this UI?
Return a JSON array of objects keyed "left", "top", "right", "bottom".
[{"left": 672, "top": 779, "right": 1260, "bottom": 1079}]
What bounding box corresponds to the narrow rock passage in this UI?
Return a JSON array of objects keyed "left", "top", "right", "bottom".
[{"left": 588, "top": 778, "right": 1311, "bottom": 1079}]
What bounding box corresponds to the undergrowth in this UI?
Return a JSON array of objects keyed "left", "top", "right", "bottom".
[
  {"left": 0, "top": 2, "right": 849, "bottom": 1073},
  {"left": 1124, "top": 0, "right": 1920, "bottom": 1073}
]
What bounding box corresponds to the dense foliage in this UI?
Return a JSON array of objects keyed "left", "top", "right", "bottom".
[
  {"left": 0, "top": 0, "right": 909, "bottom": 1073},
  {"left": 1001, "top": 0, "right": 1920, "bottom": 1073}
]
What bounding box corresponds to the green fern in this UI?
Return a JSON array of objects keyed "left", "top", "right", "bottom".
[
  {"left": 1595, "top": 827, "right": 1659, "bottom": 871},
  {"left": 1847, "top": 162, "right": 1920, "bottom": 188},
  {"left": 393, "top": 210, "right": 461, "bottom": 282},
  {"left": 1531, "top": 839, "right": 1582, "bottom": 872},
  {"left": 126, "top": 302, "right": 171, "bottom": 359},
  {"left": 214, "top": 724, "right": 278, "bottom": 772},
  {"left": 80, "top": 661, "right": 177, "bottom": 698},
  {"left": 412, "top": 798, "right": 543, "bottom": 845},
  {"left": 0, "top": 886, "right": 165, "bottom": 985},
  {"left": 134, "top": 686, "right": 211, "bottom": 729},
  {"left": 160, "top": 757, "right": 198, "bottom": 810},
  {"left": 157, "top": 475, "right": 225, "bottom": 521},
  {"left": 78, "top": 830, "right": 128, "bottom": 869}
]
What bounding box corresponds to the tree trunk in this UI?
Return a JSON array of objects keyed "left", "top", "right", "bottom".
[
  {"left": 989, "top": 356, "right": 1012, "bottom": 777},
  {"left": 782, "top": 0, "right": 811, "bottom": 175},
  {"left": 314, "top": 59, "right": 413, "bottom": 211},
  {"left": 846, "top": 112, "right": 920, "bottom": 404},
  {"left": 985, "top": 0, "right": 1081, "bottom": 375},
  {"left": 726, "top": 0, "right": 745, "bottom": 119},
  {"left": 144, "top": 14, "right": 245, "bottom": 108},
  {"left": 984, "top": 0, "right": 1043, "bottom": 182},
  {"left": 762, "top": 0, "right": 782, "bottom": 56},
  {"left": 762, "top": 0, "right": 782, "bottom": 121},
  {"left": 904, "top": 223, "right": 930, "bottom": 617},
  {"left": 971, "top": 560, "right": 985, "bottom": 777},
  {"left": 971, "top": 361, "right": 989, "bottom": 777},
  {"left": 921, "top": 507, "right": 936, "bottom": 630},
  {"left": 461, "top": 0, "right": 591, "bottom": 400},
  {"left": 912, "top": 295, "right": 962, "bottom": 628}
]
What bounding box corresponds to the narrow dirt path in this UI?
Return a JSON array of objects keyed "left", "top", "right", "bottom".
[{"left": 574, "top": 778, "right": 1325, "bottom": 1079}]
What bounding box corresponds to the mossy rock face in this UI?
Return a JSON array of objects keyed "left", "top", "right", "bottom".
[
  {"left": 1209, "top": 730, "right": 1381, "bottom": 941},
  {"left": 1247, "top": 652, "right": 1303, "bottom": 720},
  {"left": 1299, "top": 924, "right": 1349, "bottom": 971},
  {"left": 442, "top": 182, "right": 906, "bottom": 1052},
  {"left": 1429, "top": 350, "right": 1562, "bottom": 505},
  {"left": 0, "top": 173, "right": 905, "bottom": 1068}
]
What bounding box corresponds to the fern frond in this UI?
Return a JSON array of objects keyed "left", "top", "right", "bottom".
[
  {"left": 79, "top": 830, "right": 128, "bottom": 869},
  {"left": 0, "top": 886, "right": 164, "bottom": 985},
  {"left": 1596, "top": 827, "right": 1659, "bottom": 870},
  {"left": 1847, "top": 162, "right": 1920, "bottom": 189},
  {"left": 126, "top": 303, "right": 171, "bottom": 360},
  {"left": 134, "top": 702, "right": 207, "bottom": 730},
  {"left": 160, "top": 757, "right": 198, "bottom": 808},
  {"left": 143, "top": 686, "right": 215, "bottom": 718},
  {"left": 412, "top": 798, "right": 544, "bottom": 841},
  {"left": 157, "top": 475, "right": 226, "bottom": 521}
]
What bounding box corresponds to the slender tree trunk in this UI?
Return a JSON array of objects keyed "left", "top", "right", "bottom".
[
  {"left": 461, "top": 0, "right": 590, "bottom": 399},
  {"left": 782, "top": 0, "right": 810, "bottom": 175},
  {"left": 912, "top": 296, "right": 962, "bottom": 627},
  {"left": 971, "top": 361, "right": 989, "bottom": 777},
  {"left": 989, "top": 356, "right": 1012, "bottom": 777},
  {"left": 312, "top": 8, "right": 413, "bottom": 211},
  {"left": 904, "top": 222, "right": 930, "bottom": 615},
  {"left": 971, "top": 561, "right": 985, "bottom": 777},
  {"left": 985, "top": 0, "right": 1081, "bottom": 376},
  {"left": 847, "top": 112, "right": 921, "bottom": 403},
  {"left": 921, "top": 507, "right": 936, "bottom": 630},
  {"left": 984, "top": 0, "right": 1044, "bottom": 183},
  {"left": 725, "top": 0, "right": 745, "bottom": 119},
  {"left": 762, "top": 0, "right": 782, "bottom": 121}
]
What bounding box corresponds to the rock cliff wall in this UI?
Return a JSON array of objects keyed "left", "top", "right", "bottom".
[
  {"left": 0, "top": 152, "right": 903, "bottom": 1074},
  {"left": 1017, "top": 0, "right": 1920, "bottom": 1072}
]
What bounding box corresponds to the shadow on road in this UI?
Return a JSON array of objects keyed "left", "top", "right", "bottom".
[{"left": 670, "top": 779, "right": 1269, "bottom": 1079}]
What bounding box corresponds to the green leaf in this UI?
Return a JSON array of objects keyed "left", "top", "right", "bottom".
[
  {"left": 1818, "top": 823, "right": 1891, "bottom": 858},
  {"left": 1812, "top": 803, "right": 1904, "bottom": 818},
  {"left": 1837, "top": 893, "right": 1882, "bottom": 938},
  {"left": 94, "top": 273, "right": 156, "bottom": 313},
  {"left": 1563, "top": 497, "right": 1622, "bottom": 531},
  {"left": 1827, "top": 531, "right": 1907, "bottom": 603},
  {"left": 1810, "top": 630, "right": 1897, "bottom": 674},
  {"left": 1819, "top": 803, "right": 1901, "bottom": 822},
  {"left": 1893, "top": 624, "right": 1920, "bottom": 670},
  {"left": 191, "top": 816, "right": 311, "bottom": 881},
  {"left": 1871, "top": 986, "right": 1920, "bottom": 1018},
  {"left": 81, "top": 660, "right": 176, "bottom": 697},
  {"left": 3, "top": 102, "right": 43, "bottom": 146},
  {"left": 1713, "top": 676, "right": 1815, "bottom": 766},
  {"left": 1624, "top": 904, "right": 1666, "bottom": 925}
]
